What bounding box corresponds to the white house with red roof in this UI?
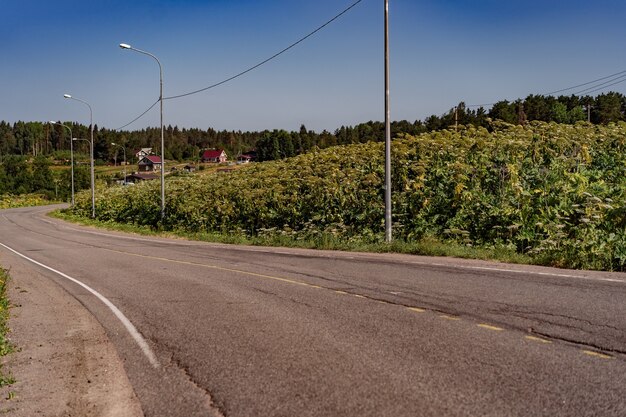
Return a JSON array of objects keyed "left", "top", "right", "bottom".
[
  {"left": 201, "top": 149, "right": 227, "bottom": 163},
  {"left": 135, "top": 147, "right": 153, "bottom": 160},
  {"left": 138, "top": 155, "right": 162, "bottom": 172}
]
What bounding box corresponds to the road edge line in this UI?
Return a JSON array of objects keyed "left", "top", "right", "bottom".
[{"left": 0, "top": 241, "right": 160, "bottom": 369}]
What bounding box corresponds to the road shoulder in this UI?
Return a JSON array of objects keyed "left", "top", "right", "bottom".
[{"left": 0, "top": 255, "right": 143, "bottom": 416}]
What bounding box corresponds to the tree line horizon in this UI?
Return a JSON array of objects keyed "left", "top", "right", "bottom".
[{"left": 1, "top": 92, "right": 625, "bottom": 167}]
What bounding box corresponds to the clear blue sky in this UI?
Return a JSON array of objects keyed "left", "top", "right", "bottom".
[{"left": 2, "top": 0, "right": 626, "bottom": 132}]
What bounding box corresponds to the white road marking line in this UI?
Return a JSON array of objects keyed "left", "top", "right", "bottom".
[
  {"left": 404, "top": 261, "right": 625, "bottom": 283},
  {"left": 0, "top": 241, "right": 160, "bottom": 369}
]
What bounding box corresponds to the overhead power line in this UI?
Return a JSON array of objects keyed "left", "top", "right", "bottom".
[
  {"left": 114, "top": 99, "right": 160, "bottom": 131},
  {"left": 543, "top": 69, "right": 626, "bottom": 95},
  {"left": 113, "top": 0, "right": 363, "bottom": 129},
  {"left": 164, "top": 0, "right": 363, "bottom": 100},
  {"left": 465, "top": 69, "right": 626, "bottom": 110},
  {"left": 466, "top": 102, "right": 495, "bottom": 108},
  {"left": 572, "top": 73, "right": 626, "bottom": 96}
]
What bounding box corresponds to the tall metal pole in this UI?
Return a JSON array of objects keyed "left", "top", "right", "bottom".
[
  {"left": 90, "top": 123, "right": 95, "bottom": 218},
  {"left": 119, "top": 43, "right": 165, "bottom": 220},
  {"left": 384, "top": 0, "right": 392, "bottom": 243},
  {"left": 50, "top": 121, "right": 75, "bottom": 205},
  {"left": 159, "top": 61, "right": 164, "bottom": 219},
  {"left": 111, "top": 143, "right": 127, "bottom": 185},
  {"left": 64, "top": 94, "right": 95, "bottom": 218},
  {"left": 71, "top": 137, "right": 94, "bottom": 217}
]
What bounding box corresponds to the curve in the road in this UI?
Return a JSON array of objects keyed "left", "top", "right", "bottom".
[{"left": 0, "top": 241, "right": 160, "bottom": 368}]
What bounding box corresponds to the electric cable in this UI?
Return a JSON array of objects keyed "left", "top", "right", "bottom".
[
  {"left": 114, "top": 99, "right": 160, "bottom": 131},
  {"left": 572, "top": 73, "right": 626, "bottom": 96},
  {"left": 164, "top": 0, "right": 363, "bottom": 100},
  {"left": 465, "top": 69, "right": 626, "bottom": 111},
  {"left": 112, "top": 0, "right": 363, "bottom": 129},
  {"left": 466, "top": 103, "right": 495, "bottom": 108},
  {"left": 543, "top": 69, "right": 626, "bottom": 95}
]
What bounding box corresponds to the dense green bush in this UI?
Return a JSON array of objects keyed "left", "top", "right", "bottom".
[{"left": 71, "top": 121, "right": 626, "bottom": 271}]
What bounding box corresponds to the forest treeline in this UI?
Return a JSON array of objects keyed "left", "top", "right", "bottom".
[{"left": 1, "top": 92, "right": 625, "bottom": 168}]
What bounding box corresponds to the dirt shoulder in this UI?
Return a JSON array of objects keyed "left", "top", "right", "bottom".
[{"left": 0, "top": 255, "right": 143, "bottom": 416}]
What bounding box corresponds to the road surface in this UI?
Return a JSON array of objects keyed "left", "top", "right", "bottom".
[{"left": 0, "top": 205, "right": 625, "bottom": 416}]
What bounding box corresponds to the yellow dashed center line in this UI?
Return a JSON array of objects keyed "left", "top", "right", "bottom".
[
  {"left": 525, "top": 335, "right": 552, "bottom": 344},
  {"left": 101, "top": 247, "right": 373, "bottom": 304},
  {"left": 583, "top": 350, "right": 613, "bottom": 359},
  {"left": 477, "top": 324, "right": 503, "bottom": 331},
  {"left": 100, "top": 247, "right": 614, "bottom": 363},
  {"left": 103, "top": 246, "right": 321, "bottom": 288}
]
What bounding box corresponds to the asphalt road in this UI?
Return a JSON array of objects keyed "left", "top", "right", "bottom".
[{"left": 1, "top": 205, "right": 625, "bottom": 416}]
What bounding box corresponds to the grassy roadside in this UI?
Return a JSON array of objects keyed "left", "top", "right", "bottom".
[
  {"left": 0, "top": 267, "right": 15, "bottom": 388},
  {"left": 51, "top": 210, "right": 534, "bottom": 266}
]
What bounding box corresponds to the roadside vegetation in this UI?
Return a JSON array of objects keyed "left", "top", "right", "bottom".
[
  {"left": 0, "top": 268, "right": 15, "bottom": 387},
  {"left": 52, "top": 211, "right": 532, "bottom": 266},
  {"left": 64, "top": 121, "right": 625, "bottom": 271},
  {"left": 0, "top": 194, "right": 57, "bottom": 209}
]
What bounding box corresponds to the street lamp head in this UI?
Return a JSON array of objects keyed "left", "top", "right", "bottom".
[
  {"left": 63, "top": 94, "right": 72, "bottom": 99},
  {"left": 49, "top": 120, "right": 57, "bottom": 124},
  {"left": 111, "top": 142, "right": 117, "bottom": 146},
  {"left": 119, "top": 43, "right": 131, "bottom": 49},
  {"left": 72, "top": 138, "right": 78, "bottom": 141}
]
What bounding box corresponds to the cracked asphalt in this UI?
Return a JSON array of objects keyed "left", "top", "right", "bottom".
[{"left": 1, "top": 205, "right": 625, "bottom": 416}]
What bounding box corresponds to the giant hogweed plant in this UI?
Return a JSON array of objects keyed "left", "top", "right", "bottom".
[{"left": 71, "top": 121, "right": 626, "bottom": 271}]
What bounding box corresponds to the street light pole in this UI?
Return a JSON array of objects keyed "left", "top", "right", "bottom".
[
  {"left": 111, "top": 142, "right": 127, "bottom": 185},
  {"left": 119, "top": 43, "right": 165, "bottom": 220},
  {"left": 64, "top": 94, "right": 95, "bottom": 218},
  {"left": 384, "top": 0, "right": 392, "bottom": 243},
  {"left": 72, "top": 137, "right": 95, "bottom": 217},
  {"left": 49, "top": 121, "right": 75, "bottom": 205}
]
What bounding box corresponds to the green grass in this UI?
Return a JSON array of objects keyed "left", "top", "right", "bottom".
[
  {"left": 51, "top": 209, "right": 534, "bottom": 266},
  {"left": 0, "top": 268, "right": 15, "bottom": 388}
]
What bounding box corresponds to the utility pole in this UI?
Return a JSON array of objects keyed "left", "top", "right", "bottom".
[
  {"left": 518, "top": 102, "right": 526, "bottom": 125},
  {"left": 454, "top": 105, "right": 458, "bottom": 132},
  {"left": 384, "top": 0, "right": 392, "bottom": 243}
]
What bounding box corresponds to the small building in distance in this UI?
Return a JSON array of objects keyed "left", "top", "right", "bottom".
[
  {"left": 138, "top": 155, "right": 162, "bottom": 172},
  {"left": 125, "top": 172, "right": 159, "bottom": 184},
  {"left": 135, "top": 147, "right": 153, "bottom": 160},
  {"left": 201, "top": 149, "right": 227, "bottom": 163},
  {"left": 236, "top": 154, "right": 253, "bottom": 164}
]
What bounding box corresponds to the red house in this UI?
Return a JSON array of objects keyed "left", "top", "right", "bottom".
[{"left": 201, "top": 149, "right": 227, "bottom": 163}]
